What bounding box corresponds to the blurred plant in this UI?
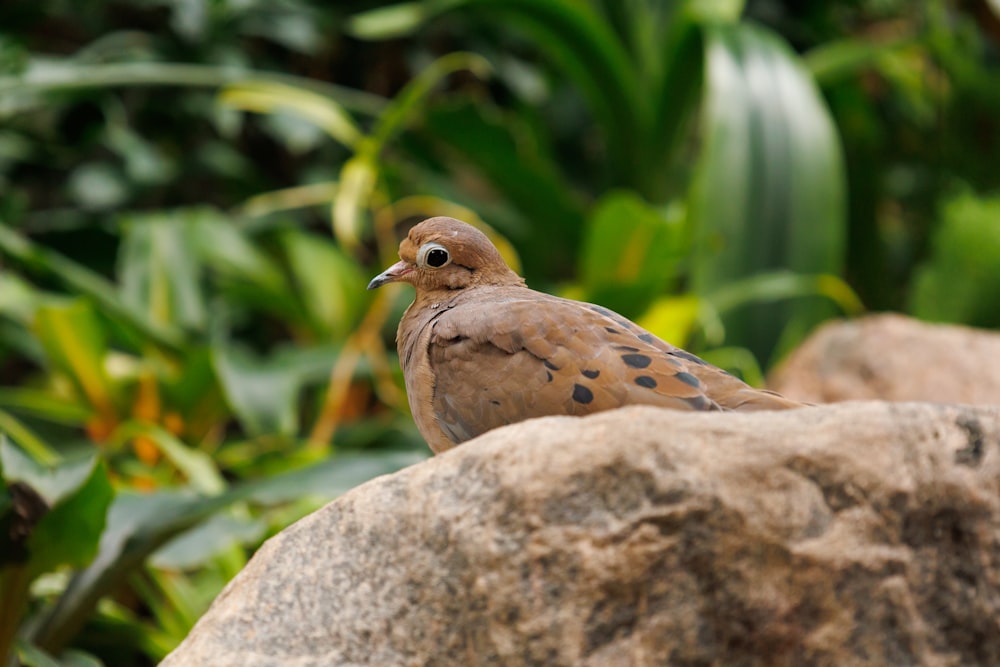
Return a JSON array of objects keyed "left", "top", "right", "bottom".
[
  {"left": 761, "top": 0, "right": 1000, "bottom": 313},
  {"left": 908, "top": 190, "right": 1000, "bottom": 328},
  {"left": 0, "top": 7, "right": 470, "bottom": 662},
  {"left": 348, "top": 0, "right": 852, "bottom": 364},
  {"left": 2, "top": 0, "right": 997, "bottom": 664}
]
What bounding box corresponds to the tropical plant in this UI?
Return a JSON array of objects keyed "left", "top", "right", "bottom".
[
  {"left": 348, "top": 0, "right": 855, "bottom": 364},
  {"left": 2, "top": 0, "right": 998, "bottom": 665}
]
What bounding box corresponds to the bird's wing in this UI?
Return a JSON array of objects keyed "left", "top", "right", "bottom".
[{"left": 426, "top": 294, "right": 723, "bottom": 445}]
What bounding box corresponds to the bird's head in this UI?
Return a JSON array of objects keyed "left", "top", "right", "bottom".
[{"left": 367, "top": 217, "right": 523, "bottom": 293}]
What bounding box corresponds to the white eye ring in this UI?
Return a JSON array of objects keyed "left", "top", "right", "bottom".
[{"left": 416, "top": 242, "right": 451, "bottom": 269}]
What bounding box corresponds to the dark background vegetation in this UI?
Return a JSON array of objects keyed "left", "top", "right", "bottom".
[{"left": 1, "top": 0, "right": 998, "bottom": 664}]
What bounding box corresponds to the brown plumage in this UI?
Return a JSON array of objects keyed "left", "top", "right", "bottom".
[{"left": 368, "top": 216, "right": 804, "bottom": 453}]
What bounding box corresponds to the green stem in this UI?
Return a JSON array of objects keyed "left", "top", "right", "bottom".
[{"left": 0, "top": 564, "right": 33, "bottom": 667}]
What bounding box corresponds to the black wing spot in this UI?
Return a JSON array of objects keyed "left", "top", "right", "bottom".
[
  {"left": 572, "top": 384, "right": 594, "bottom": 404},
  {"left": 622, "top": 353, "right": 652, "bottom": 369},
  {"left": 675, "top": 372, "right": 701, "bottom": 388},
  {"left": 634, "top": 376, "right": 657, "bottom": 388},
  {"left": 546, "top": 371, "right": 553, "bottom": 382},
  {"left": 613, "top": 345, "right": 640, "bottom": 353},
  {"left": 671, "top": 349, "right": 708, "bottom": 366},
  {"left": 638, "top": 333, "right": 656, "bottom": 344},
  {"left": 605, "top": 327, "right": 620, "bottom": 334},
  {"left": 543, "top": 359, "right": 560, "bottom": 371},
  {"left": 490, "top": 400, "right": 501, "bottom": 406},
  {"left": 582, "top": 369, "right": 600, "bottom": 379},
  {"left": 590, "top": 305, "right": 616, "bottom": 318}
]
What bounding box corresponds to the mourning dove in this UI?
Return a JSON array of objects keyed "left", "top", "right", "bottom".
[{"left": 369, "top": 217, "right": 804, "bottom": 453}]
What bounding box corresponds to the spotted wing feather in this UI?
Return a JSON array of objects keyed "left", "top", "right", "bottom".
[{"left": 427, "top": 295, "right": 722, "bottom": 445}]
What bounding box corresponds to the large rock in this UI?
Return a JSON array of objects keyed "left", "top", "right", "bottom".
[
  {"left": 161, "top": 402, "right": 1000, "bottom": 667},
  {"left": 770, "top": 314, "right": 1000, "bottom": 405}
]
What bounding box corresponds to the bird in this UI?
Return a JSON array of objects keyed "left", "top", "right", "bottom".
[{"left": 368, "top": 216, "right": 804, "bottom": 453}]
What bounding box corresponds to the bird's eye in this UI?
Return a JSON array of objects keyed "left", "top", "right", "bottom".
[{"left": 417, "top": 242, "right": 451, "bottom": 269}]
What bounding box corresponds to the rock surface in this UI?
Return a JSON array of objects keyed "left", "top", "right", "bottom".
[
  {"left": 770, "top": 314, "right": 1000, "bottom": 405},
  {"left": 161, "top": 402, "right": 1000, "bottom": 667}
]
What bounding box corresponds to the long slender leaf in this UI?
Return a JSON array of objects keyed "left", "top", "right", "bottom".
[
  {"left": 689, "top": 22, "right": 846, "bottom": 365},
  {"left": 463, "top": 0, "right": 643, "bottom": 182},
  {"left": 644, "top": 7, "right": 704, "bottom": 200},
  {"left": 805, "top": 36, "right": 916, "bottom": 87},
  {"left": 0, "top": 410, "right": 61, "bottom": 466},
  {"left": 422, "top": 100, "right": 586, "bottom": 278},
  {"left": 0, "top": 62, "right": 386, "bottom": 116},
  {"left": 219, "top": 81, "right": 362, "bottom": 148}
]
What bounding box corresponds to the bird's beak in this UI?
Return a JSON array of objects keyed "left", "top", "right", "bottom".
[{"left": 367, "top": 260, "right": 414, "bottom": 290}]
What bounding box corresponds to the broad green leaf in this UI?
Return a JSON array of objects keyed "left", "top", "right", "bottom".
[
  {"left": 118, "top": 212, "right": 207, "bottom": 332},
  {"left": 0, "top": 225, "right": 184, "bottom": 352},
  {"left": 635, "top": 295, "right": 701, "bottom": 349},
  {"left": 1, "top": 439, "right": 113, "bottom": 576},
  {"left": 150, "top": 513, "right": 264, "bottom": 570},
  {"left": 186, "top": 209, "right": 286, "bottom": 295},
  {"left": 245, "top": 451, "right": 427, "bottom": 505},
  {"left": 580, "top": 191, "right": 685, "bottom": 317},
  {"left": 212, "top": 343, "right": 300, "bottom": 437},
  {"left": 212, "top": 343, "right": 341, "bottom": 438},
  {"left": 279, "top": 230, "right": 367, "bottom": 338},
  {"left": 28, "top": 450, "right": 420, "bottom": 653},
  {"left": 33, "top": 300, "right": 117, "bottom": 420},
  {"left": 26, "top": 489, "right": 221, "bottom": 653},
  {"left": 689, "top": 22, "right": 846, "bottom": 365}
]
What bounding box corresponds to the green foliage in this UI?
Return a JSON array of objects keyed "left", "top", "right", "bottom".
[
  {"left": 689, "top": 22, "right": 847, "bottom": 363},
  {"left": 909, "top": 192, "right": 1000, "bottom": 328},
  {"left": 0, "top": 0, "right": 998, "bottom": 664},
  {"left": 579, "top": 191, "right": 686, "bottom": 319}
]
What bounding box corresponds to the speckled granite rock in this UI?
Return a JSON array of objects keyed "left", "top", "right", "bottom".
[
  {"left": 161, "top": 402, "right": 1000, "bottom": 667},
  {"left": 770, "top": 314, "right": 1000, "bottom": 406}
]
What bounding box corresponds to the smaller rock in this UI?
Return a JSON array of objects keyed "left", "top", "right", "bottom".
[{"left": 770, "top": 314, "right": 1000, "bottom": 405}]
